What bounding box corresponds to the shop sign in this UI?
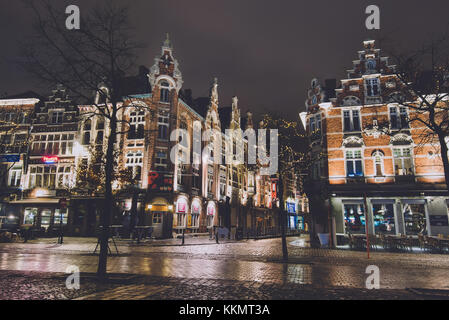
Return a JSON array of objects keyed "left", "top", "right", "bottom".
[
  {"left": 192, "top": 201, "right": 201, "bottom": 214},
  {"left": 177, "top": 199, "right": 187, "bottom": 213},
  {"left": 0, "top": 154, "right": 20, "bottom": 163},
  {"left": 207, "top": 203, "right": 215, "bottom": 215},
  {"left": 42, "top": 156, "right": 59, "bottom": 164}
]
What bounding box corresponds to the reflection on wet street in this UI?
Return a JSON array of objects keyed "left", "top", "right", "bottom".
[{"left": 1, "top": 236, "right": 449, "bottom": 290}]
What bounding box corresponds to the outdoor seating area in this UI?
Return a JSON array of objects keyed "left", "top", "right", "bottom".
[{"left": 344, "top": 233, "right": 449, "bottom": 254}]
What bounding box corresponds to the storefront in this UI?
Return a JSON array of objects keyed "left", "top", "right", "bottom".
[
  {"left": 206, "top": 201, "right": 217, "bottom": 230},
  {"left": 6, "top": 198, "right": 68, "bottom": 235},
  {"left": 335, "top": 196, "right": 449, "bottom": 241},
  {"left": 174, "top": 196, "right": 188, "bottom": 233},
  {"left": 190, "top": 198, "right": 202, "bottom": 233},
  {"left": 148, "top": 197, "right": 173, "bottom": 239}
]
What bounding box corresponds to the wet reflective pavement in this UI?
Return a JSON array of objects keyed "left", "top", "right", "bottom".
[{"left": 1, "top": 235, "right": 449, "bottom": 292}]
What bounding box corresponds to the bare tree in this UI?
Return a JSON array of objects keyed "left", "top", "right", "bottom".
[
  {"left": 260, "top": 113, "right": 310, "bottom": 261},
  {"left": 19, "top": 0, "right": 145, "bottom": 279}
]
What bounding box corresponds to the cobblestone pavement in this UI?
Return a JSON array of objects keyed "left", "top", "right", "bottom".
[
  {"left": 0, "top": 271, "right": 117, "bottom": 300},
  {"left": 0, "top": 270, "right": 429, "bottom": 300},
  {"left": 1, "top": 236, "right": 449, "bottom": 299}
]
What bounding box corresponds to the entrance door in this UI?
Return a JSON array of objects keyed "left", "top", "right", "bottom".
[{"left": 152, "top": 212, "right": 164, "bottom": 238}]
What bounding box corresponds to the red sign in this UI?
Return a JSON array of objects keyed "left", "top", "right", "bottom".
[
  {"left": 42, "top": 156, "right": 59, "bottom": 164},
  {"left": 148, "top": 172, "right": 173, "bottom": 192},
  {"left": 177, "top": 200, "right": 187, "bottom": 213},
  {"left": 207, "top": 203, "right": 215, "bottom": 216}
]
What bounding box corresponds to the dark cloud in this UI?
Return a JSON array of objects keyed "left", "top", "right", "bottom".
[{"left": 1, "top": 0, "right": 449, "bottom": 118}]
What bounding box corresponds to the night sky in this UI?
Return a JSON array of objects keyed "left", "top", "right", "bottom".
[{"left": 1, "top": 0, "right": 449, "bottom": 118}]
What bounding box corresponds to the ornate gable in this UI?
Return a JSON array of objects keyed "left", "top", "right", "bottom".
[
  {"left": 149, "top": 34, "right": 184, "bottom": 92},
  {"left": 305, "top": 78, "right": 325, "bottom": 113}
]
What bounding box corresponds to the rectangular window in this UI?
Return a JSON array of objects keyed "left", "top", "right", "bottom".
[
  {"left": 160, "top": 89, "right": 170, "bottom": 103},
  {"left": 393, "top": 148, "right": 413, "bottom": 176},
  {"left": 54, "top": 208, "right": 68, "bottom": 225},
  {"left": 23, "top": 208, "right": 37, "bottom": 225},
  {"left": 8, "top": 169, "right": 21, "bottom": 187},
  {"left": 157, "top": 114, "right": 169, "bottom": 140},
  {"left": 372, "top": 203, "right": 396, "bottom": 235},
  {"left": 390, "top": 106, "right": 409, "bottom": 129},
  {"left": 365, "top": 78, "right": 380, "bottom": 96},
  {"left": 402, "top": 203, "right": 427, "bottom": 235},
  {"left": 310, "top": 117, "right": 316, "bottom": 132},
  {"left": 152, "top": 213, "right": 162, "bottom": 224},
  {"left": 155, "top": 150, "right": 168, "bottom": 170},
  {"left": 400, "top": 107, "right": 409, "bottom": 128},
  {"left": 344, "top": 204, "right": 366, "bottom": 234},
  {"left": 346, "top": 150, "right": 363, "bottom": 177},
  {"left": 343, "top": 110, "right": 360, "bottom": 132},
  {"left": 51, "top": 111, "right": 64, "bottom": 124},
  {"left": 390, "top": 107, "right": 399, "bottom": 129}
]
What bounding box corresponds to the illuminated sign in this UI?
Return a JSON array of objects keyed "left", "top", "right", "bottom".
[
  {"left": 148, "top": 172, "right": 173, "bottom": 192},
  {"left": 42, "top": 156, "right": 59, "bottom": 164},
  {"left": 192, "top": 201, "right": 201, "bottom": 214},
  {"left": 207, "top": 203, "right": 215, "bottom": 215},
  {"left": 177, "top": 199, "right": 187, "bottom": 213}
]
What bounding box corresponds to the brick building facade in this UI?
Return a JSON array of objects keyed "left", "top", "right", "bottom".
[
  {"left": 303, "top": 40, "right": 449, "bottom": 245},
  {"left": 0, "top": 35, "right": 308, "bottom": 238}
]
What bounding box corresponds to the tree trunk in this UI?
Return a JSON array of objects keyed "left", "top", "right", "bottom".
[
  {"left": 278, "top": 177, "right": 288, "bottom": 261},
  {"left": 129, "top": 188, "right": 138, "bottom": 237},
  {"left": 97, "top": 110, "right": 118, "bottom": 280},
  {"left": 438, "top": 133, "right": 449, "bottom": 191}
]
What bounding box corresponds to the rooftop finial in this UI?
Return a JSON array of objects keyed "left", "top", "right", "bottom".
[{"left": 163, "top": 33, "right": 172, "bottom": 48}]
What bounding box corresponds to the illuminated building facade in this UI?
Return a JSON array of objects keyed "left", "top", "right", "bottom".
[
  {"left": 303, "top": 40, "right": 449, "bottom": 245},
  {"left": 0, "top": 35, "right": 307, "bottom": 238}
]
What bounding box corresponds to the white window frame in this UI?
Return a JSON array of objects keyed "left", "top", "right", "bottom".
[
  {"left": 342, "top": 108, "right": 361, "bottom": 132},
  {"left": 393, "top": 147, "right": 414, "bottom": 176}
]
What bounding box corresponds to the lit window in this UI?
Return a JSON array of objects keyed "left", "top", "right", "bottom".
[
  {"left": 8, "top": 168, "right": 22, "bottom": 187},
  {"left": 346, "top": 150, "right": 363, "bottom": 177},
  {"left": 393, "top": 148, "right": 413, "bottom": 176},
  {"left": 125, "top": 151, "right": 143, "bottom": 182},
  {"left": 372, "top": 150, "right": 384, "bottom": 177}
]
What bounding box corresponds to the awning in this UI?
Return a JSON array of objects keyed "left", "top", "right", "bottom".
[{"left": 8, "top": 198, "right": 60, "bottom": 205}]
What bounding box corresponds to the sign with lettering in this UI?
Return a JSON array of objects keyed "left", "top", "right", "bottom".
[
  {"left": 207, "top": 203, "right": 215, "bottom": 216},
  {"left": 177, "top": 199, "right": 187, "bottom": 213},
  {"left": 42, "top": 156, "right": 59, "bottom": 164},
  {"left": 192, "top": 201, "right": 201, "bottom": 214},
  {"left": 0, "top": 154, "right": 20, "bottom": 163}
]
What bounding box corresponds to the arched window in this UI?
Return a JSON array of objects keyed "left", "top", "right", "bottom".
[
  {"left": 342, "top": 96, "right": 361, "bottom": 107},
  {"left": 372, "top": 150, "right": 384, "bottom": 177},
  {"left": 160, "top": 81, "right": 170, "bottom": 103},
  {"left": 366, "top": 59, "right": 376, "bottom": 71}
]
